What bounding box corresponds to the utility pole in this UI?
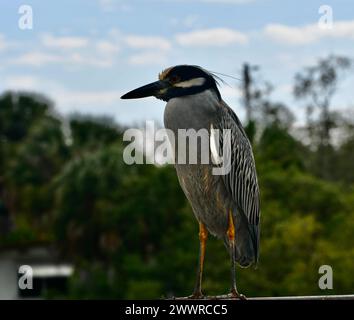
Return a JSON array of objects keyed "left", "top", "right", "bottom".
[{"left": 242, "top": 63, "right": 252, "bottom": 125}]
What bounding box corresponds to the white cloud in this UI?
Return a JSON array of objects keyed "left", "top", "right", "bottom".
[
  {"left": 124, "top": 35, "right": 171, "bottom": 51},
  {"left": 41, "top": 32, "right": 119, "bottom": 57},
  {"left": 333, "top": 20, "right": 354, "bottom": 38},
  {"left": 10, "top": 51, "right": 113, "bottom": 68},
  {"left": 264, "top": 20, "right": 354, "bottom": 45},
  {"left": 10, "top": 52, "right": 63, "bottom": 66},
  {"left": 68, "top": 53, "right": 114, "bottom": 67},
  {"left": 128, "top": 51, "right": 168, "bottom": 65},
  {"left": 5, "top": 30, "right": 170, "bottom": 69},
  {"left": 96, "top": 40, "right": 120, "bottom": 55},
  {"left": 122, "top": 34, "right": 172, "bottom": 66},
  {"left": 3, "top": 75, "right": 40, "bottom": 90},
  {"left": 41, "top": 33, "right": 89, "bottom": 49},
  {"left": 176, "top": 28, "right": 248, "bottom": 46}
]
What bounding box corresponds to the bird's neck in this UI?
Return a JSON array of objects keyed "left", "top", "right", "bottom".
[{"left": 164, "top": 89, "right": 220, "bottom": 132}]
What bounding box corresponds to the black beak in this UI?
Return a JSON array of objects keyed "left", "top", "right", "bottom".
[{"left": 121, "top": 80, "right": 168, "bottom": 99}]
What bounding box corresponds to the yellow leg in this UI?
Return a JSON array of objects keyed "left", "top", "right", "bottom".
[
  {"left": 190, "top": 221, "right": 208, "bottom": 298},
  {"left": 227, "top": 210, "right": 246, "bottom": 299},
  {"left": 227, "top": 210, "right": 235, "bottom": 242},
  {"left": 199, "top": 222, "right": 208, "bottom": 280}
]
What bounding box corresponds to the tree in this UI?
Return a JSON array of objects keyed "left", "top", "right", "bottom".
[
  {"left": 294, "top": 55, "right": 352, "bottom": 179},
  {"left": 0, "top": 92, "right": 68, "bottom": 242},
  {"left": 68, "top": 114, "right": 124, "bottom": 155}
]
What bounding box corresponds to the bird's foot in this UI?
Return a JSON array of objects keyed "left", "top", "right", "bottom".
[
  {"left": 228, "top": 289, "right": 247, "bottom": 300},
  {"left": 187, "top": 291, "right": 205, "bottom": 299}
]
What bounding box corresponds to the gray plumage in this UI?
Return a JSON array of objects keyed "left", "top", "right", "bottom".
[{"left": 164, "top": 89, "right": 260, "bottom": 267}]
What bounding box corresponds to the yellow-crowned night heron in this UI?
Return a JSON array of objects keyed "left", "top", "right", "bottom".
[{"left": 121, "top": 65, "right": 260, "bottom": 299}]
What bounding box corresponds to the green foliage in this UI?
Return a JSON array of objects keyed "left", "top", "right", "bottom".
[
  {"left": 0, "top": 91, "right": 52, "bottom": 143},
  {"left": 69, "top": 114, "right": 123, "bottom": 153},
  {"left": 257, "top": 124, "right": 305, "bottom": 171}
]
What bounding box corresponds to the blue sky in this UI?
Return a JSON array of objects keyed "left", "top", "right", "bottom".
[{"left": 0, "top": 0, "right": 354, "bottom": 126}]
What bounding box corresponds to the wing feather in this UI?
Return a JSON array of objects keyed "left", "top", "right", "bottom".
[{"left": 216, "top": 101, "right": 261, "bottom": 226}]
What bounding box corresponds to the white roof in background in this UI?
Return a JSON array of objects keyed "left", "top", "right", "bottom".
[{"left": 32, "top": 265, "right": 73, "bottom": 277}]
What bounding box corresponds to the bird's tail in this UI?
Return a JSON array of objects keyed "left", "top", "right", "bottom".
[
  {"left": 231, "top": 212, "right": 260, "bottom": 268},
  {"left": 248, "top": 223, "right": 260, "bottom": 267}
]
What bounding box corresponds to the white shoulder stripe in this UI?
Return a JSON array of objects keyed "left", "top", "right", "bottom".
[{"left": 210, "top": 123, "right": 223, "bottom": 165}]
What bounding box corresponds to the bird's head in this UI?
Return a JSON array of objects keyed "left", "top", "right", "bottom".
[{"left": 121, "top": 65, "right": 221, "bottom": 102}]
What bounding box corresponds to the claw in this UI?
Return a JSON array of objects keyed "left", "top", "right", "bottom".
[
  {"left": 188, "top": 292, "right": 205, "bottom": 299},
  {"left": 229, "top": 289, "right": 247, "bottom": 300}
]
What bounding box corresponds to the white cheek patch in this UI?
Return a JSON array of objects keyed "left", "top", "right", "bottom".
[{"left": 174, "top": 77, "right": 206, "bottom": 88}]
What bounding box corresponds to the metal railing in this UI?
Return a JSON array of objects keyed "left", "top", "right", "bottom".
[{"left": 171, "top": 294, "right": 354, "bottom": 300}]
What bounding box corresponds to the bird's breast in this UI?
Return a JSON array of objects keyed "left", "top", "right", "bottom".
[{"left": 176, "top": 164, "right": 230, "bottom": 237}]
